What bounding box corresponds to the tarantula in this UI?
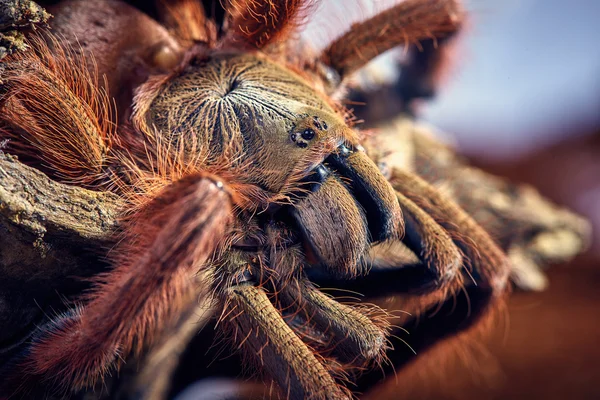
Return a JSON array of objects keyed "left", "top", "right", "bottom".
[{"left": 0, "top": 0, "right": 512, "bottom": 398}]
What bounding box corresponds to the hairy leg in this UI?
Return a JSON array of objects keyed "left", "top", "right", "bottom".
[
  {"left": 319, "top": 0, "right": 463, "bottom": 81},
  {"left": 356, "top": 168, "right": 509, "bottom": 389},
  {"left": 307, "top": 167, "right": 510, "bottom": 392},
  {"left": 5, "top": 173, "right": 233, "bottom": 395},
  {"left": 0, "top": 32, "right": 114, "bottom": 186},
  {"left": 132, "top": 291, "right": 216, "bottom": 400},
  {"left": 391, "top": 168, "right": 510, "bottom": 291},
  {"left": 225, "top": 282, "right": 351, "bottom": 400},
  {"left": 222, "top": 0, "right": 312, "bottom": 49}
]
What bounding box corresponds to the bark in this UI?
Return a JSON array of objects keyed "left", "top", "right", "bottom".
[
  {"left": 0, "top": 152, "right": 120, "bottom": 348},
  {"left": 0, "top": 0, "right": 50, "bottom": 60}
]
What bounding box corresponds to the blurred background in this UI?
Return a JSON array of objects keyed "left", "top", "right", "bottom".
[
  {"left": 424, "top": 0, "right": 600, "bottom": 256},
  {"left": 304, "top": 0, "right": 600, "bottom": 399}
]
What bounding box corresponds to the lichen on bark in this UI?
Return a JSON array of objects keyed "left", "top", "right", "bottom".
[{"left": 0, "top": 0, "right": 50, "bottom": 60}]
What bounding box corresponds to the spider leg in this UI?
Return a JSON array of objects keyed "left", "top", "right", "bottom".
[
  {"left": 6, "top": 173, "right": 233, "bottom": 394},
  {"left": 222, "top": 0, "right": 311, "bottom": 49},
  {"left": 349, "top": 33, "right": 459, "bottom": 124},
  {"left": 394, "top": 191, "right": 464, "bottom": 290},
  {"left": 262, "top": 223, "right": 389, "bottom": 372},
  {"left": 306, "top": 167, "right": 509, "bottom": 392},
  {"left": 0, "top": 32, "right": 114, "bottom": 186},
  {"left": 226, "top": 282, "right": 351, "bottom": 400},
  {"left": 308, "top": 186, "right": 465, "bottom": 294},
  {"left": 132, "top": 290, "right": 216, "bottom": 400},
  {"left": 318, "top": 0, "right": 463, "bottom": 82},
  {"left": 155, "top": 0, "right": 215, "bottom": 46},
  {"left": 307, "top": 188, "right": 465, "bottom": 296},
  {"left": 48, "top": 0, "right": 184, "bottom": 117},
  {"left": 391, "top": 168, "right": 510, "bottom": 291},
  {"left": 353, "top": 168, "right": 510, "bottom": 390},
  {"left": 339, "top": 168, "right": 510, "bottom": 301},
  {"left": 394, "top": 35, "right": 458, "bottom": 115},
  {"left": 315, "top": 167, "right": 508, "bottom": 295},
  {"left": 278, "top": 279, "right": 389, "bottom": 368}
]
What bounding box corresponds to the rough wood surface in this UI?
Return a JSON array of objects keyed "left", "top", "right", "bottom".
[
  {"left": 0, "top": 152, "right": 120, "bottom": 348},
  {"left": 0, "top": 0, "right": 50, "bottom": 60}
]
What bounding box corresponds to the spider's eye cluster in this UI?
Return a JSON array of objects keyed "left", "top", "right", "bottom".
[{"left": 289, "top": 115, "right": 330, "bottom": 148}]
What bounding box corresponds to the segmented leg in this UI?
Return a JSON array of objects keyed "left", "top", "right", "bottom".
[
  {"left": 354, "top": 168, "right": 510, "bottom": 390},
  {"left": 305, "top": 166, "right": 510, "bottom": 392},
  {"left": 317, "top": 167, "right": 509, "bottom": 293},
  {"left": 156, "top": 0, "right": 215, "bottom": 46},
  {"left": 319, "top": 0, "right": 463, "bottom": 80},
  {"left": 0, "top": 32, "right": 114, "bottom": 186},
  {"left": 132, "top": 291, "right": 215, "bottom": 400},
  {"left": 217, "top": 226, "right": 393, "bottom": 400},
  {"left": 306, "top": 190, "right": 466, "bottom": 296},
  {"left": 264, "top": 220, "right": 391, "bottom": 371},
  {"left": 226, "top": 282, "right": 351, "bottom": 400},
  {"left": 48, "top": 0, "right": 183, "bottom": 117},
  {"left": 278, "top": 280, "right": 389, "bottom": 367},
  {"left": 223, "top": 0, "right": 311, "bottom": 49},
  {"left": 395, "top": 191, "right": 464, "bottom": 290},
  {"left": 392, "top": 168, "right": 510, "bottom": 291},
  {"left": 395, "top": 35, "right": 459, "bottom": 115},
  {"left": 7, "top": 174, "right": 233, "bottom": 394}
]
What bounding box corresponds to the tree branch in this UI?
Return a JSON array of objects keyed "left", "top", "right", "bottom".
[{"left": 0, "top": 152, "right": 121, "bottom": 348}]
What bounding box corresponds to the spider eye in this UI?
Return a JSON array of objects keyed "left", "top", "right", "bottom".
[{"left": 301, "top": 129, "right": 315, "bottom": 141}]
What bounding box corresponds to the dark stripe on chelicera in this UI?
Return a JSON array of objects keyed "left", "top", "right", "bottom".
[{"left": 326, "top": 147, "right": 396, "bottom": 242}]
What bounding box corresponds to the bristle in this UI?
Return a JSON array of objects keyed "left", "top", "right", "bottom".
[
  {"left": 0, "top": 32, "right": 116, "bottom": 186},
  {"left": 278, "top": 281, "right": 392, "bottom": 369},
  {"left": 132, "top": 294, "right": 216, "bottom": 400},
  {"left": 223, "top": 283, "right": 353, "bottom": 399},
  {"left": 0, "top": 2, "right": 519, "bottom": 399},
  {"left": 391, "top": 168, "right": 510, "bottom": 292},
  {"left": 395, "top": 190, "right": 464, "bottom": 291},
  {"left": 222, "top": 0, "right": 315, "bottom": 49}
]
